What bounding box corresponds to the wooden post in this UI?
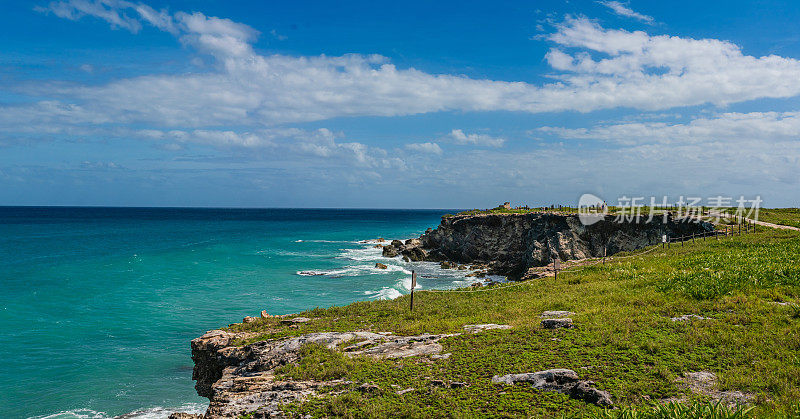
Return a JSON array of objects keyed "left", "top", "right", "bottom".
[
  {"left": 692, "top": 233, "right": 695, "bottom": 243},
  {"left": 554, "top": 258, "right": 560, "bottom": 280},
  {"left": 409, "top": 270, "right": 416, "bottom": 312}
]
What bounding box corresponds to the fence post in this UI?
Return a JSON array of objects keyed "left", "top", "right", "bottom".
[
  {"left": 554, "top": 258, "right": 560, "bottom": 280},
  {"left": 692, "top": 233, "right": 695, "bottom": 243},
  {"left": 409, "top": 270, "right": 416, "bottom": 312}
]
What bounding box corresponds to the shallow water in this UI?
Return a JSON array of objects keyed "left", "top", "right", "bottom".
[{"left": 0, "top": 207, "right": 494, "bottom": 418}]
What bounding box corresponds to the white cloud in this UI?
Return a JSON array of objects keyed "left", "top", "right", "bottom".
[
  {"left": 9, "top": 1, "right": 800, "bottom": 198},
  {"left": 539, "top": 111, "right": 800, "bottom": 145},
  {"left": 447, "top": 129, "right": 505, "bottom": 147},
  {"left": 597, "top": 1, "right": 654, "bottom": 24},
  {"left": 406, "top": 142, "right": 443, "bottom": 154},
  {"left": 16, "top": 5, "right": 800, "bottom": 133},
  {"left": 38, "top": 0, "right": 143, "bottom": 32}
]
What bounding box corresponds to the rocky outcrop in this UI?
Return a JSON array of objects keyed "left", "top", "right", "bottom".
[
  {"left": 189, "top": 329, "right": 459, "bottom": 417},
  {"left": 492, "top": 368, "right": 612, "bottom": 407},
  {"left": 414, "top": 213, "right": 713, "bottom": 278}
]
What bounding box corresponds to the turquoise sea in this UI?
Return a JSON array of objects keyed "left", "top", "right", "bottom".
[{"left": 0, "top": 207, "right": 492, "bottom": 418}]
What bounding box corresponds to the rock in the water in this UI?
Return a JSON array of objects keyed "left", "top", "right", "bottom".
[
  {"left": 382, "top": 245, "right": 399, "bottom": 258},
  {"left": 541, "top": 318, "right": 574, "bottom": 329},
  {"left": 440, "top": 261, "right": 456, "bottom": 269},
  {"left": 463, "top": 324, "right": 512, "bottom": 333},
  {"left": 168, "top": 413, "right": 203, "bottom": 419},
  {"left": 540, "top": 310, "right": 575, "bottom": 318},
  {"left": 375, "top": 263, "right": 388, "bottom": 269},
  {"left": 402, "top": 246, "right": 427, "bottom": 261},
  {"left": 390, "top": 239, "right": 404, "bottom": 248},
  {"left": 373, "top": 244, "right": 383, "bottom": 248},
  {"left": 492, "top": 369, "right": 611, "bottom": 407},
  {"left": 404, "top": 238, "right": 422, "bottom": 247}
]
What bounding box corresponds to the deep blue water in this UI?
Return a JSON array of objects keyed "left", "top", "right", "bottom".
[{"left": 0, "top": 207, "right": 488, "bottom": 418}]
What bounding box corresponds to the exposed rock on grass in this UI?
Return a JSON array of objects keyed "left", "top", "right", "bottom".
[
  {"left": 540, "top": 310, "right": 574, "bottom": 318},
  {"left": 670, "top": 314, "right": 708, "bottom": 322},
  {"left": 541, "top": 318, "right": 575, "bottom": 329},
  {"left": 492, "top": 369, "right": 612, "bottom": 407},
  {"left": 463, "top": 323, "right": 512, "bottom": 333},
  {"left": 190, "top": 330, "right": 459, "bottom": 417},
  {"left": 677, "top": 371, "right": 755, "bottom": 407},
  {"left": 281, "top": 317, "right": 311, "bottom": 324}
]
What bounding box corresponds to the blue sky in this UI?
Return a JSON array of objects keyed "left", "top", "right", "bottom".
[{"left": 1, "top": 0, "right": 800, "bottom": 208}]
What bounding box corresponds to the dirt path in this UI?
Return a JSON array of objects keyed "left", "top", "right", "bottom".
[{"left": 708, "top": 211, "right": 800, "bottom": 231}]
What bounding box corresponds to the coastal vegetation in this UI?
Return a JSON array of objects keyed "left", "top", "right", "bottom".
[{"left": 226, "top": 225, "right": 800, "bottom": 418}]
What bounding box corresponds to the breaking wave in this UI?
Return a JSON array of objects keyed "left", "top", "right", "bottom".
[{"left": 32, "top": 403, "right": 206, "bottom": 419}]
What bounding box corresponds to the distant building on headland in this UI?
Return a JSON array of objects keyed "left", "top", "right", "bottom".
[{"left": 501, "top": 202, "right": 512, "bottom": 209}]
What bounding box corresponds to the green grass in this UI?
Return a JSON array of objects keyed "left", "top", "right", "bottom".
[
  {"left": 717, "top": 208, "right": 800, "bottom": 229},
  {"left": 587, "top": 400, "right": 756, "bottom": 418},
  {"left": 227, "top": 228, "right": 800, "bottom": 418}
]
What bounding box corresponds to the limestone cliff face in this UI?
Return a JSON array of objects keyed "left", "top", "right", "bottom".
[
  {"left": 418, "top": 213, "right": 713, "bottom": 277},
  {"left": 182, "top": 328, "right": 458, "bottom": 418}
]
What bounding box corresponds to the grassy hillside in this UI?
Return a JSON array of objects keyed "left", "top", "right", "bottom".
[{"left": 229, "top": 228, "right": 800, "bottom": 418}]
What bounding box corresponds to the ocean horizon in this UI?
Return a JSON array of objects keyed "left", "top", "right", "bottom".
[{"left": 0, "top": 207, "right": 495, "bottom": 418}]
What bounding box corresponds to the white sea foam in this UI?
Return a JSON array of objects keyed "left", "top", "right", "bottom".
[
  {"left": 294, "top": 239, "right": 353, "bottom": 243},
  {"left": 337, "top": 246, "right": 384, "bottom": 262},
  {"left": 31, "top": 403, "right": 206, "bottom": 419},
  {"left": 364, "top": 287, "right": 403, "bottom": 300}
]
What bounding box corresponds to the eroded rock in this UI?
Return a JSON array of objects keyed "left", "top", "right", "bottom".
[
  {"left": 540, "top": 311, "right": 574, "bottom": 318},
  {"left": 671, "top": 314, "right": 708, "bottom": 322},
  {"left": 419, "top": 213, "right": 713, "bottom": 278},
  {"left": 463, "top": 324, "right": 512, "bottom": 333},
  {"left": 492, "top": 369, "right": 612, "bottom": 407},
  {"left": 676, "top": 371, "right": 754, "bottom": 407},
  {"left": 541, "top": 318, "right": 574, "bottom": 329},
  {"left": 382, "top": 245, "right": 399, "bottom": 258},
  {"left": 190, "top": 330, "right": 458, "bottom": 417},
  {"left": 281, "top": 317, "right": 311, "bottom": 324}
]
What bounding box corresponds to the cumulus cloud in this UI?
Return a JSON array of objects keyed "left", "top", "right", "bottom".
[
  {"left": 14, "top": 4, "right": 800, "bottom": 133},
  {"left": 7, "top": 1, "right": 800, "bottom": 205},
  {"left": 405, "top": 142, "right": 443, "bottom": 154},
  {"left": 539, "top": 111, "right": 800, "bottom": 145},
  {"left": 447, "top": 129, "right": 505, "bottom": 147},
  {"left": 597, "top": 1, "right": 654, "bottom": 24}
]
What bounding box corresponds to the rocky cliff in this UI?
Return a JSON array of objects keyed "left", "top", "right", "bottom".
[{"left": 383, "top": 212, "right": 713, "bottom": 278}]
